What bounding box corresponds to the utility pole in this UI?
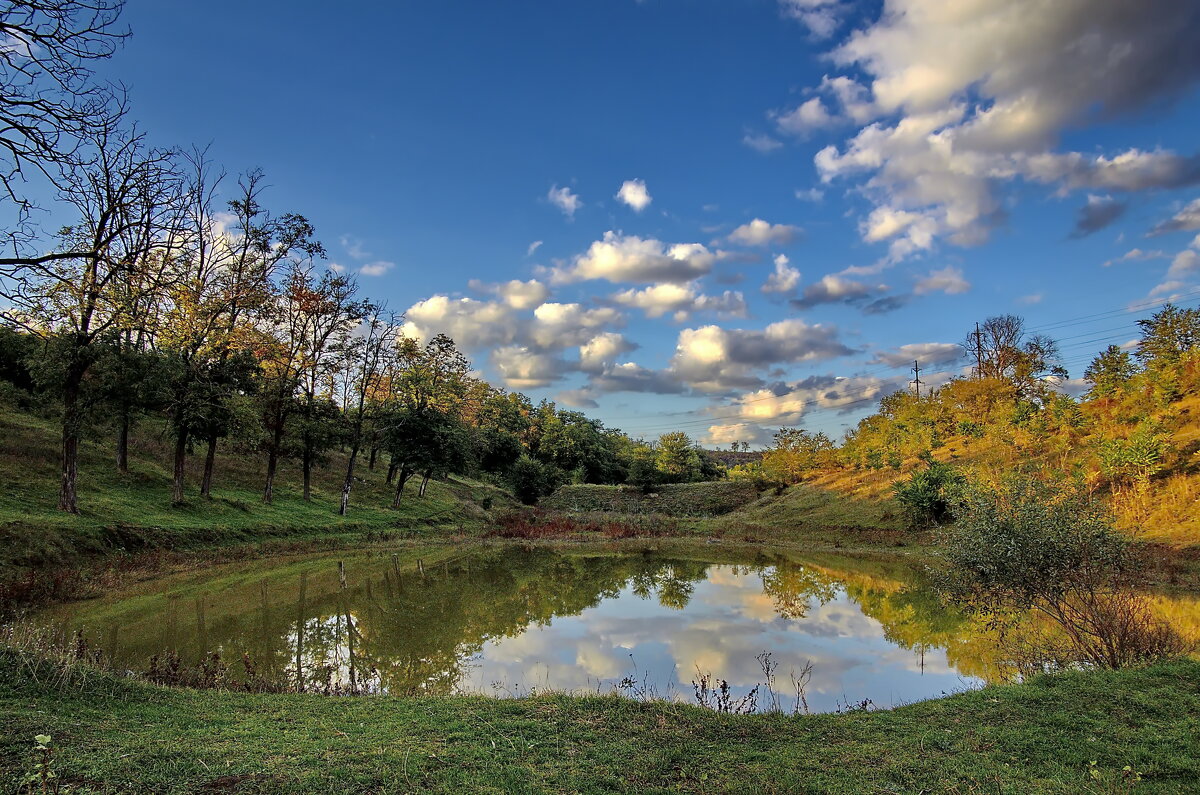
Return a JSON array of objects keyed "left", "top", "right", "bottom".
[
  {"left": 973, "top": 322, "right": 983, "bottom": 379},
  {"left": 911, "top": 359, "right": 923, "bottom": 398}
]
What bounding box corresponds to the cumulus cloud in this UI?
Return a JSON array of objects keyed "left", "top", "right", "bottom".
[
  {"left": 357, "top": 260, "right": 395, "bottom": 277},
  {"left": 402, "top": 295, "right": 520, "bottom": 349},
  {"left": 778, "top": 0, "right": 844, "bottom": 38},
  {"left": 579, "top": 332, "right": 638, "bottom": 374},
  {"left": 1071, "top": 195, "right": 1127, "bottom": 238},
  {"left": 615, "top": 179, "right": 652, "bottom": 211},
  {"left": 762, "top": 254, "right": 801, "bottom": 295},
  {"left": 548, "top": 185, "right": 582, "bottom": 218},
  {"left": 774, "top": 97, "right": 837, "bottom": 136},
  {"left": 870, "top": 342, "right": 962, "bottom": 368},
  {"left": 589, "top": 362, "right": 685, "bottom": 395},
  {"left": 403, "top": 293, "right": 625, "bottom": 390},
  {"left": 530, "top": 302, "right": 623, "bottom": 348},
  {"left": 913, "top": 266, "right": 970, "bottom": 295},
  {"left": 467, "top": 278, "right": 550, "bottom": 310},
  {"left": 556, "top": 389, "right": 599, "bottom": 409},
  {"left": 611, "top": 283, "right": 747, "bottom": 320},
  {"left": 704, "top": 423, "right": 773, "bottom": 448},
  {"left": 669, "top": 319, "right": 854, "bottom": 392},
  {"left": 791, "top": 274, "right": 887, "bottom": 309},
  {"left": 551, "top": 231, "right": 718, "bottom": 284},
  {"left": 743, "top": 132, "right": 783, "bottom": 153},
  {"left": 1149, "top": 235, "right": 1200, "bottom": 296},
  {"left": 1149, "top": 198, "right": 1200, "bottom": 236},
  {"left": 798, "top": 0, "right": 1200, "bottom": 261},
  {"left": 491, "top": 346, "right": 568, "bottom": 389},
  {"left": 727, "top": 218, "right": 802, "bottom": 247}
]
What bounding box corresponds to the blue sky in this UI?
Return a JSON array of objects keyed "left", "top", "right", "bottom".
[{"left": 107, "top": 0, "right": 1200, "bottom": 445}]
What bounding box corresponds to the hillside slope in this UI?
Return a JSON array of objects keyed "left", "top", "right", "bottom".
[{"left": 0, "top": 404, "right": 512, "bottom": 576}]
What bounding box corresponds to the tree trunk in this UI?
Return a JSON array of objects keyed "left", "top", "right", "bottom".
[
  {"left": 386, "top": 460, "right": 398, "bottom": 485},
  {"left": 368, "top": 443, "right": 377, "bottom": 471},
  {"left": 302, "top": 448, "right": 313, "bottom": 502},
  {"left": 116, "top": 406, "right": 130, "bottom": 474},
  {"left": 199, "top": 432, "right": 218, "bottom": 498},
  {"left": 172, "top": 424, "right": 188, "bottom": 505},
  {"left": 391, "top": 466, "right": 410, "bottom": 508},
  {"left": 339, "top": 445, "right": 359, "bottom": 516},
  {"left": 418, "top": 471, "right": 431, "bottom": 497},
  {"left": 262, "top": 419, "right": 285, "bottom": 504},
  {"left": 59, "top": 386, "right": 81, "bottom": 514}
]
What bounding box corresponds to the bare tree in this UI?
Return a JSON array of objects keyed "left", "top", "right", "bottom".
[
  {"left": 0, "top": 0, "right": 127, "bottom": 248},
  {"left": 0, "top": 124, "right": 183, "bottom": 512},
  {"left": 963, "top": 314, "right": 1065, "bottom": 398}
]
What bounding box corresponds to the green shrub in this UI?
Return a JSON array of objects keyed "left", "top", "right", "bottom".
[
  {"left": 938, "top": 477, "right": 1188, "bottom": 670},
  {"left": 892, "top": 457, "right": 965, "bottom": 528}
]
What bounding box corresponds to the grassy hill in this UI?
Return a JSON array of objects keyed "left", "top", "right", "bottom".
[{"left": 0, "top": 404, "right": 512, "bottom": 578}]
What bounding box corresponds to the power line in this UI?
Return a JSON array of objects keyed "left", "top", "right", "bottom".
[{"left": 605, "top": 292, "right": 1199, "bottom": 434}]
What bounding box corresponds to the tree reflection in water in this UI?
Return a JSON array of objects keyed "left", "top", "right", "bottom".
[{"left": 36, "top": 545, "right": 1194, "bottom": 710}]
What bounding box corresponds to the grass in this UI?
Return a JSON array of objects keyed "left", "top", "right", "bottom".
[
  {"left": 542, "top": 482, "right": 761, "bottom": 517},
  {"left": 2, "top": 646, "right": 1198, "bottom": 793},
  {"left": 0, "top": 405, "right": 513, "bottom": 579}
]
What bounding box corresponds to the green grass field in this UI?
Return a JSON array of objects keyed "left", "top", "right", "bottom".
[
  {"left": 2, "top": 647, "right": 1198, "bottom": 793},
  {"left": 0, "top": 406, "right": 512, "bottom": 578}
]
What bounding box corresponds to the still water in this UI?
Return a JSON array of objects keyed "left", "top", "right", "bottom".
[{"left": 34, "top": 545, "right": 1023, "bottom": 712}]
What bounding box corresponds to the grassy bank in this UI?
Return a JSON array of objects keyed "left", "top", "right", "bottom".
[
  {"left": 0, "top": 407, "right": 512, "bottom": 579},
  {"left": 2, "top": 648, "right": 1198, "bottom": 793},
  {"left": 542, "top": 481, "right": 760, "bottom": 517}
]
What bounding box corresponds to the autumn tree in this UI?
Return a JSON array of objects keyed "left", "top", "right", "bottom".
[
  {"left": 335, "top": 304, "right": 400, "bottom": 515},
  {"left": 0, "top": 125, "right": 184, "bottom": 512},
  {"left": 256, "top": 263, "right": 358, "bottom": 503}
]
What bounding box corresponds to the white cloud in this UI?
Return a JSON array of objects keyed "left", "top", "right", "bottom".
[
  {"left": 551, "top": 231, "right": 718, "bottom": 284},
  {"left": 1150, "top": 198, "right": 1200, "bottom": 236},
  {"left": 913, "top": 266, "right": 970, "bottom": 295},
  {"left": 527, "top": 240, "right": 543, "bottom": 256},
  {"left": 402, "top": 295, "right": 519, "bottom": 349},
  {"left": 1103, "top": 248, "right": 1168, "bottom": 267},
  {"left": 743, "top": 132, "right": 783, "bottom": 154},
  {"left": 791, "top": 274, "right": 886, "bottom": 309},
  {"left": 579, "top": 332, "right": 638, "bottom": 374},
  {"left": 530, "top": 302, "right": 623, "bottom": 348},
  {"left": 468, "top": 278, "right": 550, "bottom": 310},
  {"left": 727, "top": 388, "right": 807, "bottom": 423},
  {"left": 778, "top": 0, "right": 844, "bottom": 38},
  {"left": 705, "top": 423, "right": 773, "bottom": 448},
  {"left": 556, "top": 389, "right": 599, "bottom": 409},
  {"left": 358, "top": 260, "right": 395, "bottom": 277},
  {"left": 611, "top": 283, "right": 747, "bottom": 320},
  {"left": 615, "top": 179, "right": 652, "bottom": 212},
  {"left": 491, "top": 346, "right": 567, "bottom": 389},
  {"left": 727, "top": 218, "right": 802, "bottom": 247},
  {"left": 762, "top": 254, "right": 801, "bottom": 295},
  {"left": 795, "top": 187, "right": 825, "bottom": 201},
  {"left": 870, "top": 342, "right": 962, "bottom": 368},
  {"left": 1018, "top": 292, "right": 1044, "bottom": 305},
  {"left": 775, "top": 97, "right": 837, "bottom": 136},
  {"left": 798, "top": 0, "right": 1200, "bottom": 260},
  {"left": 669, "top": 319, "right": 854, "bottom": 392},
  {"left": 548, "top": 185, "right": 582, "bottom": 218}
]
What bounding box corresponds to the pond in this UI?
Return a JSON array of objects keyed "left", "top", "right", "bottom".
[{"left": 31, "top": 543, "right": 1198, "bottom": 713}]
